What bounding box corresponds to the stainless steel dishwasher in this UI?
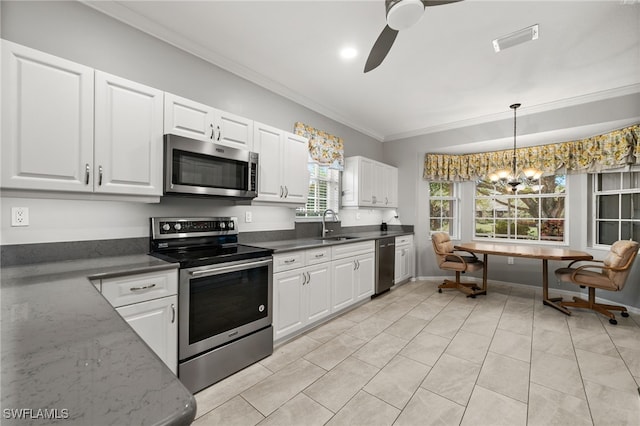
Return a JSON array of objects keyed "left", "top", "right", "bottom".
[{"left": 375, "top": 237, "right": 395, "bottom": 295}]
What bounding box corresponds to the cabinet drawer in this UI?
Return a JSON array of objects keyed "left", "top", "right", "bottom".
[
  {"left": 331, "top": 241, "right": 375, "bottom": 260},
  {"left": 306, "top": 247, "right": 331, "bottom": 265},
  {"left": 101, "top": 270, "right": 178, "bottom": 308},
  {"left": 273, "top": 252, "right": 305, "bottom": 273},
  {"left": 395, "top": 235, "right": 414, "bottom": 246}
]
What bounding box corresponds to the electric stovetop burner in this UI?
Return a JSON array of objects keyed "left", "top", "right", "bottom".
[{"left": 148, "top": 216, "right": 272, "bottom": 268}]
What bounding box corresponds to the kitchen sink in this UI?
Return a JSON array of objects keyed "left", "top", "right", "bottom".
[{"left": 317, "top": 236, "right": 358, "bottom": 241}]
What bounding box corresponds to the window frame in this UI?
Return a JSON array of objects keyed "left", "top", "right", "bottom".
[
  {"left": 428, "top": 181, "right": 460, "bottom": 240},
  {"left": 473, "top": 175, "right": 568, "bottom": 245},
  {"left": 591, "top": 170, "right": 640, "bottom": 248},
  {"left": 295, "top": 162, "right": 341, "bottom": 220}
]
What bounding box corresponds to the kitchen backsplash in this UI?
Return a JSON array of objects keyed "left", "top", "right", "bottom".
[{"left": 1, "top": 222, "right": 413, "bottom": 267}]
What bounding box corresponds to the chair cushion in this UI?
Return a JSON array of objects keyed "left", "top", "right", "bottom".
[
  {"left": 603, "top": 240, "right": 639, "bottom": 289},
  {"left": 555, "top": 267, "right": 617, "bottom": 291}
]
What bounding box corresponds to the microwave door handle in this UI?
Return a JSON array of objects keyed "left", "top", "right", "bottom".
[{"left": 188, "top": 258, "right": 272, "bottom": 278}]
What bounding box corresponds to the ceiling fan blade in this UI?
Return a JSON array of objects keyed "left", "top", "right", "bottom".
[
  {"left": 421, "top": 0, "right": 463, "bottom": 7},
  {"left": 364, "top": 25, "right": 399, "bottom": 73}
]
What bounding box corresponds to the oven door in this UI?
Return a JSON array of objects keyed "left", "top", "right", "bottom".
[{"left": 179, "top": 257, "right": 272, "bottom": 360}]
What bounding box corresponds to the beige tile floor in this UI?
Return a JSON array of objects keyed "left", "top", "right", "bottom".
[{"left": 193, "top": 280, "right": 640, "bottom": 425}]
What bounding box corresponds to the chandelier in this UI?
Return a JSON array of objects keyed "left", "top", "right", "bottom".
[{"left": 489, "top": 103, "right": 542, "bottom": 190}]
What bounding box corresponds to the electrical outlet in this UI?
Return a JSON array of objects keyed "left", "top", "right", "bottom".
[
  {"left": 11, "top": 207, "right": 29, "bottom": 227},
  {"left": 507, "top": 257, "right": 514, "bottom": 265},
  {"left": 356, "top": 212, "right": 361, "bottom": 220},
  {"left": 245, "top": 211, "right": 252, "bottom": 223}
]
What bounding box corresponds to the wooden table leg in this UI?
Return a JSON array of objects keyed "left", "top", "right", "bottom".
[
  {"left": 541, "top": 259, "right": 571, "bottom": 315},
  {"left": 481, "top": 254, "right": 488, "bottom": 292}
]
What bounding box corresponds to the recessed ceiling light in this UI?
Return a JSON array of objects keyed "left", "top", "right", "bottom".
[{"left": 340, "top": 47, "right": 358, "bottom": 60}]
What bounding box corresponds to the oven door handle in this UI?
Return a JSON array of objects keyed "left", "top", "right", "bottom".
[{"left": 188, "top": 258, "right": 272, "bottom": 278}]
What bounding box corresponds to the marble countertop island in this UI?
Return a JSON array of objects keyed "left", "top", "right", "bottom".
[{"left": 1, "top": 255, "right": 196, "bottom": 426}]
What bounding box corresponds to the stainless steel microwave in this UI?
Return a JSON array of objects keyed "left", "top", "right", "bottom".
[{"left": 164, "top": 134, "right": 258, "bottom": 199}]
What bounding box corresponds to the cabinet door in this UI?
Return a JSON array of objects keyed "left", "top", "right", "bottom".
[
  {"left": 281, "top": 132, "right": 309, "bottom": 204},
  {"left": 213, "top": 109, "right": 254, "bottom": 150},
  {"left": 372, "top": 162, "right": 385, "bottom": 206},
  {"left": 305, "top": 264, "right": 331, "bottom": 323},
  {"left": 273, "top": 270, "right": 305, "bottom": 340},
  {"left": 116, "top": 295, "right": 178, "bottom": 374},
  {"left": 394, "top": 246, "right": 405, "bottom": 283},
  {"left": 94, "top": 72, "right": 163, "bottom": 196},
  {"left": 254, "top": 123, "right": 284, "bottom": 202},
  {"left": 164, "top": 93, "right": 215, "bottom": 141},
  {"left": 355, "top": 254, "right": 375, "bottom": 302},
  {"left": 383, "top": 165, "right": 398, "bottom": 207},
  {"left": 359, "top": 158, "right": 374, "bottom": 206},
  {"left": 1, "top": 40, "right": 94, "bottom": 192},
  {"left": 331, "top": 258, "right": 356, "bottom": 312}
]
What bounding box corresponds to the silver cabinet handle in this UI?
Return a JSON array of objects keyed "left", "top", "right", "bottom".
[
  {"left": 284, "top": 186, "right": 288, "bottom": 198},
  {"left": 306, "top": 272, "right": 311, "bottom": 284},
  {"left": 302, "top": 272, "right": 307, "bottom": 285},
  {"left": 85, "top": 164, "right": 91, "bottom": 185},
  {"left": 284, "top": 259, "right": 296, "bottom": 264},
  {"left": 353, "top": 260, "right": 357, "bottom": 270},
  {"left": 315, "top": 253, "right": 325, "bottom": 258},
  {"left": 216, "top": 125, "right": 221, "bottom": 141},
  {"left": 386, "top": 197, "right": 389, "bottom": 205},
  {"left": 171, "top": 304, "right": 176, "bottom": 323},
  {"left": 279, "top": 186, "right": 284, "bottom": 198},
  {"left": 357, "top": 260, "right": 360, "bottom": 270},
  {"left": 210, "top": 123, "right": 215, "bottom": 139},
  {"left": 130, "top": 283, "right": 156, "bottom": 291},
  {"left": 98, "top": 165, "right": 103, "bottom": 186}
]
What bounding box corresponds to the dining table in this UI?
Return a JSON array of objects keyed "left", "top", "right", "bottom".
[{"left": 454, "top": 242, "right": 593, "bottom": 315}]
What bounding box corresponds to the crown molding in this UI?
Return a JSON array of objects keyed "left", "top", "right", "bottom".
[{"left": 383, "top": 83, "right": 640, "bottom": 142}]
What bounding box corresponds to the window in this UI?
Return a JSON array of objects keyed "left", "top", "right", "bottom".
[
  {"left": 428, "top": 182, "right": 459, "bottom": 238},
  {"left": 296, "top": 163, "right": 340, "bottom": 218},
  {"left": 474, "top": 175, "right": 567, "bottom": 242},
  {"left": 593, "top": 171, "right": 640, "bottom": 245}
]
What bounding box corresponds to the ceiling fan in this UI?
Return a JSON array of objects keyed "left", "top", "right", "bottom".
[{"left": 364, "top": 0, "right": 463, "bottom": 73}]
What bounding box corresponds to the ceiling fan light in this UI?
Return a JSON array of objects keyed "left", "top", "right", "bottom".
[{"left": 387, "top": 0, "right": 425, "bottom": 30}]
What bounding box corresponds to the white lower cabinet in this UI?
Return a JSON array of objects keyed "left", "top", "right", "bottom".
[
  {"left": 273, "top": 241, "right": 376, "bottom": 342},
  {"left": 98, "top": 269, "right": 178, "bottom": 374},
  {"left": 116, "top": 296, "right": 177, "bottom": 374},
  {"left": 273, "top": 248, "right": 331, "bottom": 341},
  {"left": 394, "top": 235, "right": 415, "bottom": 285}
]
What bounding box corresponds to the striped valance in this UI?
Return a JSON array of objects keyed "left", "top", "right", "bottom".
[
  {"left": 294, "top": 122, "right": 344, "bottom": 170},
  {"left": 423, "top": 124, "right": 639, "bottom": 181}
]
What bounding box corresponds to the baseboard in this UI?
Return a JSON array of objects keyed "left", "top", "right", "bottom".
[{"left": 416, "top": 275, "right": 640, "bottom": 315}]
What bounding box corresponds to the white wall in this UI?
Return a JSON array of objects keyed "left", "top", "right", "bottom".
[{"left": 0, "top": 0, "right": 387, "bottom": 245}]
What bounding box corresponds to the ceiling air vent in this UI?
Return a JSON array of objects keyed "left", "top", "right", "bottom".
[{"left": 492, "top": 24, "right": 539, "bottom": 53}]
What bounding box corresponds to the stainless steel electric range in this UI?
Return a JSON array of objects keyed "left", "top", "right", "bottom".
[{"left": 149, "top": 217, "right": 273, "bottom": 393}]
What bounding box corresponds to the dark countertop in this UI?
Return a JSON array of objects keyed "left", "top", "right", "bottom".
[
  {"left": 251, "top": 230, "right": 414, "bottom": 253},
  {"left": 1, "top": 255, "right": 196, "bottom": 426}
]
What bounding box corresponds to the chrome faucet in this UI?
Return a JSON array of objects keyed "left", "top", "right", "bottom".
[{"left": 322, "top": 209, "right": 339, "bottom": 237}]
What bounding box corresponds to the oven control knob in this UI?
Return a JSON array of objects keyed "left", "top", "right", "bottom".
[
  {"left": 174, "top": 223, "right": 182, "bottom": 231},
  {"left": 162, "top": 223, "right": 171, "bottom": 232},
  {"left": 219, "top": 222, "right": 226, "bottom": 230},
  {"left": 228, "top": 221, "right": 235, "bottom": 230}
]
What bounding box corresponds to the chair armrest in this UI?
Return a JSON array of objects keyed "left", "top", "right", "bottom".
[{"left": 567, "top": 259, "right": 603, "bottom": 268}]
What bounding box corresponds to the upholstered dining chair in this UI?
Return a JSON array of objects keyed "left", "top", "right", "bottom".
[
  {"left": 555, "top": 239, "right": 639, "bottom": 324},
  {"left": 431, "top": 232, "right": 485, "bottom": 297}
]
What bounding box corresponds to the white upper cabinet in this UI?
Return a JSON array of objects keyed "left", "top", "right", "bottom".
[
  {"left": 1, "top": 41, "right": 163, "bottom": 198},
  {"left": 94, "top": 71, "right": 163, "bottom": 196},
  {"left": 342, "top": 156, "right": 398, "bottom": 208},
  {"left": 1, "top": 40, "right": 94, "bottom": 192},
  {"left": 253, "top": 122, "right": 309, "bottom": 205},
  {"left": 164, "top": 93, "right": 253, "bottom": 150}
]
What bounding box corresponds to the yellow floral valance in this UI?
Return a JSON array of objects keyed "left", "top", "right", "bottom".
[
  {"left": 294, "top": 122, "right": 344, "bottom": 170},
  {"left": 423, "top": 124, "right": 640, "bottom": 181}
]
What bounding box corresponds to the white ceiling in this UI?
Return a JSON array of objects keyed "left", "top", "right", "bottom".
[{"left": 86, "top": 0, "right": 640, "bottom": 142}]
